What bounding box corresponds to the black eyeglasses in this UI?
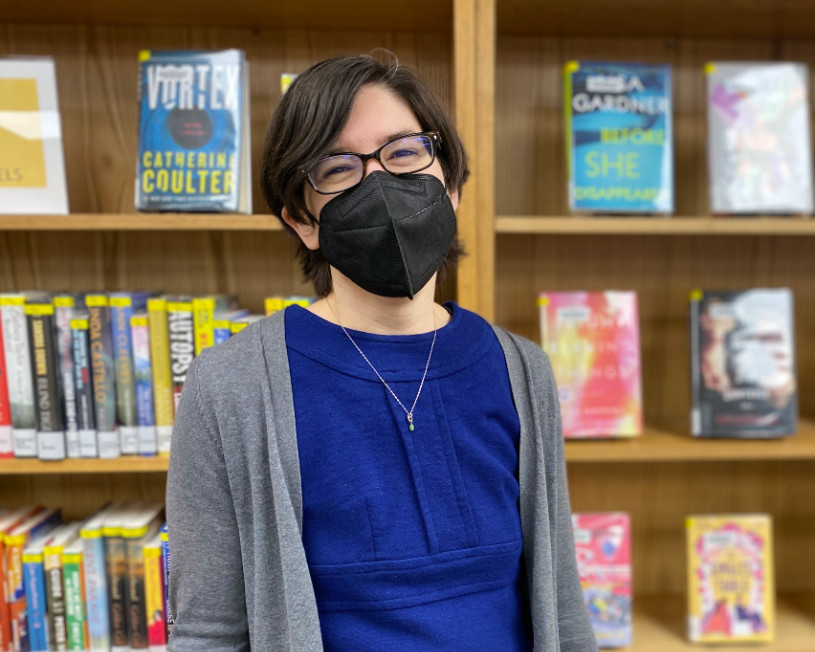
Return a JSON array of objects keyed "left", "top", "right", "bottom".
[{"left": 306, "top": 131, "right": 441, "bottom": 195}]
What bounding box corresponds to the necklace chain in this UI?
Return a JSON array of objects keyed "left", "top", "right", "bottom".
[{"left": 328, "top": 299, "right": 437, "bottom": 432}]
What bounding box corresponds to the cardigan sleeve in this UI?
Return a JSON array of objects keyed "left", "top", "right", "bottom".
[{"left": 166, "top": 356, "right": 250, "bottom": 652}]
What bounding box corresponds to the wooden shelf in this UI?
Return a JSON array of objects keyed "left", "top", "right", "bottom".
[
  {"left": 496, "top": 216, "right": 815, "bottom": 236},
  {"left": 632, "top": 594, "right": 815, "bottom": 651},
  {"left": 0, "top": 214, "right": 284, "bottom": 231},
  {"left": 565, "top": 420, "right": 815, "bottom": 463},
  {"left": 0, "top": 455, "right": 169, "bottom": 475}
]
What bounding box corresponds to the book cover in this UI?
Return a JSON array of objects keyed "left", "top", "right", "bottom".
[
  {"left": 160, "top": 524, "right": 172, "bottom": 636},
  {"left": 212, "top": 309, "right": 249, "bottom": 345},
  {"left": 124, "top": 505, "right": 164, "bottom": 650},
  {"left": 706, "top": 62, "right": 813, "bottom": 214},
  {"left": 230, "top": 314, "right": 262, "bottom": 335},
  {"left": 143, "top": 531, "right": 167, "bottom": 651},
  {"left": 26, "top": 296, "right": 67, "bottom": 460},
  {"left": 44, "top": 521, "right": 81, "bottom": 652},
  {"left": 62, "top": 538, "right": 89, "bottom": 651},
  {"left": 166, "top": 297, "right": 194, "bottom": 413},
  {"left": 104, "top": 505, "right": 133, "bottom": 651},
  {"left": 572, "top": 512, "right": 632, "bottom": 648},
  {"left": 0, "top": 506, "right": 42, "bottom": 651},
  {"left": 131, "top": 311, "right": 157, "bottom": 456},
  {"left": 192, "top": 294, "right": 239, "bottom": 355},
  {"left": 70, "top": 311, "right": 98, "bottom": 458},
  {"left": 264, "top": 296, "right": 285, "bottom": 316},
  {"left": 690, "top": 288, "right": 797, "bottom": 438},
  {"left": 0, "top": 315, "right": 13, "bottom": 458},
  {"left": 135, "top": 49, "right": 251, "bottom": 213},
  {"left": 686, "top": 514, "right": 775, "bottom": 643},
  {"left": 564, "top": 60, "right": 673, "bottom": 214},
  {"left": 86, "top": 294, "right": 119, "bottom": 458},
  {"left": 0, "top": 293, "right": 37, "bottom": 457},
  {"left": 110, "top": 291, "right": 152, "bottom": 455},
  {"left": 539, "top": 291, "right": 643, "bottom": 437},
  {"left": 81, "top": 505, "right": 118, "bottom": 652},
  {"left": 147, "top": 297, "right": 174, "bottom": 453},
  {"left": 54, "top": 294, "right": 80, "bottom": 458},
  {"left": 0, "top": 56, "right": 69, "bottom": 214},
  {"left": 22, "top": 530, "right": 53, "bottom": 651}
]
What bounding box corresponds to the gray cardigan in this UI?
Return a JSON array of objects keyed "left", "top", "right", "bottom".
[{"left": 166, "top": 310, "right": 598, "bottom": 651}]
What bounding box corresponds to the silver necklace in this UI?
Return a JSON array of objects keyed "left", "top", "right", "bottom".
[{"left": 328, "top": 299, "right": 437, "bottom": 432}]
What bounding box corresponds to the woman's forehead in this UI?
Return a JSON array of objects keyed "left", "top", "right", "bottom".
[{"left": 330, "top": 85, "right": 421, "bottom": 152}]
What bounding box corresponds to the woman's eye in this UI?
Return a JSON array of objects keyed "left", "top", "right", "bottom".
[{"left": 387, "top": 148, "right": 419, "bottom": 160}]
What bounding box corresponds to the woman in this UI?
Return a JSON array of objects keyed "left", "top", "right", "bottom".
[{"left": 167, "top": 55, "right": 597, "bottom": 651}]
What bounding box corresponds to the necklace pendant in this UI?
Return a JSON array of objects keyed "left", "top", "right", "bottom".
[{"left": 407, "top": 413, "right": 414, "bottom": 432}]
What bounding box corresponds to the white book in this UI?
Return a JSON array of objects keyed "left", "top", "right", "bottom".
[{"left": 0, "top": 293, "right": 37, "bottom": 456}]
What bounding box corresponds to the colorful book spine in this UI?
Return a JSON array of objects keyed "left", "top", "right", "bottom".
[
  {"left": 0, "top": 294, "right": 37, "bottom": 457},
  {"left": 131, "top": 312, "right": 157, "bottom": 456},
  {"left": 264, "top": 296, "right": 285, "bottom": 316},
  {"left": 26, "top": 298, "right": 67, "bottom": 460},
  {"left": 147, "top": 298, "right": 174, "bottom": 453},
  {"left": 0, "top": 316, "right": 12, "bottom": 458},
  {"left": 1, "top": 507, "right": 43, "bottom": 650},
  {"left": 80, "top": 517, "right": 111, "bottom": 652},
  {"left": 192, "top": 297, "right": 217, "bottom": 356},
  {"left": 104, "top": 523, "right": 129, "bottom": 650},
  {"left": 71, "top": 313, "right": 98, "bottom": 458},
  {"left": 143, "top": 534, "right": 167, "bottom": 650},
  {"left": 167, "top": 298, "right": 194, "bottom": 413},
  {"left": 124, "top": 531, "right": 153, "bottom": 649},
  {"left": 564, "top": 60, "right": 673, "bottom": 213},
  {"left": 54, "top": 294, "right": 80, "bottom": 458},
  {"left": 62, "top": 541, "right": 89, "bottom": 651},
  {"left": 687, "top": 514, "right": 775, "bottom": 643},
  {"left": 44, "top": 539, "right": 68, "bottom": 651},
  {"left": 86, "top": 294, "right": 119, "bottom": 458},
  {"left": 160, "top": 524, "right": 172, "bottom": 635},
  {"left": 23, "top": 546, "right": 49, "bottom": 651}
]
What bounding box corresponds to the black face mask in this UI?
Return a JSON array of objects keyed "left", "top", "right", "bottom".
[{"left": 317, "top": 171, "right": 457, "bottom": 299}]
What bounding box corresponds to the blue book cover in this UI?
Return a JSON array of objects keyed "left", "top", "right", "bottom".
[
  {"left": 23, "top": 544, "right": 49, "bottom": 651},
  {"left": 130, "top": 311, "right": 157, "bottom": 456},
  {"left": 564, "top": 61, "right": 673, "bottom": 213},
  {"left": 213, "top": 308, "right": 249, "bottom": 345},
  {"left": 161, "top": 524, "right": 173, "bottom": 634},
  {"left": 135, "top": 49, "right": 251, "bottom": 213},
  {"left": 81, "top": 506, "right": 115, "bottom": 652}
]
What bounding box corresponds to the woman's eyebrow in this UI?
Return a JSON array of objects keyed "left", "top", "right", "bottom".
[{"left": 325, "top": 130, "right": 421, "bottom": 157}]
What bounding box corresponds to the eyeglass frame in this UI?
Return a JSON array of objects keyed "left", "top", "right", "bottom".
[{"left": 304, "top": 131, "right": 442, "bottom": 195}]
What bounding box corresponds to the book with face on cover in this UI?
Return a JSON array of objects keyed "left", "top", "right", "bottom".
[
  {"left": 539, "top": 291, "right": 642, "bottom": 437},
  {"left": 686, "top": 514, "right": 775, "bottom": 643}
]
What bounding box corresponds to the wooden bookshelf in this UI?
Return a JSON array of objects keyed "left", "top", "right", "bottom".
[
  {"left": 0, "top": 455, "right": 169, "bottom": 475},
  {"left": 0, "top": 214, "right": 284, "bottom": 231}
]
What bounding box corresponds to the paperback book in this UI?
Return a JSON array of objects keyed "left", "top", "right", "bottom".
[
  {"left": 539, "top": 291, "right": 642, "bottom": 437},
  {"left": 86, "top": 294, "right": 119, "bottom": 458},
  {"left": 147, "top": 297, "right": 174, "bottom": 453},
  {"left": 54, "top": 294, "right": 80, "bottom": 458},
  {"left": 564, "top": 60, "right": 673, "bottom": 214},
  {"left": 690, "top": 288, "right": 797, "bottom": 437},
  {"left": 0, "top": 293, "right": 37, "bottom": 457},
  {"left": 70, "top": 311, "right": 98, "bottom": 457}
]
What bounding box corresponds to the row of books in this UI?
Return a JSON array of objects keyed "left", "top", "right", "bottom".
[
  {"left": 2, "top": 54, "right": 814, "bottom": 217},
  {"left": 0, "top": 291, "right": 312, "bottom": 461},
  {"left": 539, "top": 288, "right": 797, "bottom": 439},
  {"left": 0, "top": 503, "right": 169, "bottom": 652},
  {"left": 574, "top": 512, "right": 774, "bottom": 647}
]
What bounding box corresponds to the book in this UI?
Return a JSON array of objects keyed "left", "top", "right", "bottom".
[
  {"left": 54, "top": 294, "right": 80, "bottom": 458},
  {"left": 104, "top": 504, "right": 135, "bottom": 651},
  {"left": 0, "top": 293, "right": 37, "bottom": 457},
  {"left": 135, "top": 49, "right": 251, "bottom": 213},
  {"left": 0, "top": 506, "right": 42, "bottom": 651},
  {"left": 26, "top": 295, "right": 67, "bottom": 460},
  {"left": 131, "top": 311, "right": 158, "bottom": 456},
  {"left": 706, "top": 62, "right": 813, "bottom": 215},
  {"left": 22, "top": 530, "right": 53, "bottom": 651},
  {"left": 564, "top": 60, "right": 673, "bottom": 214},
  {"left": 230, "top": 314, "right": 263, "bottom": 335},
  {"left": 539, "top": 291, "right": 642, "bottom": 437},
  {"left": 192, "top": 294, "right": 239, "bottom": 355},
  {"left": 86, "top": 294, "right": 119, "bottom": 458},
  {"left": 572, "top": 512, "right": 632, "bottom": 648},
  {"left": 264, "top": 296, "right": 285, "bottom": 316},
  {"left": 686, "top": 514, "right": 775, "bottom": 643},
  {"left": 166, "top": 296, "right": 194, "bottom": 412},
  {"left": 160, "top": 524, "right": 172, "bottom": 636},
  {"left": 212, "top": 309, "right": 249, "bottom": 345},
  {"left": 71, "top": 311, "right": 98, "bottom": 458},
  {"left": 62, "top": 537, "right": 89, "bottom": 650},
  {"left": 690, "top": 288, "right": 797, "bottom": 438},
  {"left": 147, "top": 297, "right": 174, "bottom": 453},
  {"left": 0, "top": 56, "right": 69, "bottom": 214},
  {"left": 110, "top": 291, "right": 152, "bottom": 455},
  {"left": 123, "top": 504, "right": 164, "bottom": 650},
  {"left": 44, "top": 521, "right": 81, "bottom": 652},
  {"left": 80, "top": 505, "right": 118, "bottom": 652},
  {"left": 0, "top": 314, "right": 13, "bottom": 458},
  {"left": 143, "top": 531, "right": 167, "bottom": 650}
]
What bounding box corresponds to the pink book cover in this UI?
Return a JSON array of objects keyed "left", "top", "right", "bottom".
[
  {"left": 572, "top": 512, "right": 632, "bottom": 648},
  {"left": 539, "top": 291, "right": 642, "bottom": 438}
]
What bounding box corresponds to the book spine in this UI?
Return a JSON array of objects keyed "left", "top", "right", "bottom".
[
  {"left": 1, "top": 298, "right": 37, "bottom": 457},
  {"left": 23, "top": 553, "right": 49, "bottom": 651},
  {"left": 0, "top": 316, "right": 13, "bottom": 458},
  {"left": 160, "top": 526, "right": 172, "bottom": 636},
  {"left": 87, "top": 295, "right": 119, "bottom": 458},
  {"left": 144, "top": 545, "right": 167, "bottom": 648},
  {"left": 54, "top": 296, "right": 80, "bottom": 458},
  {"left": 7, "top": 535, "right": 29, "bottom": 650},
  {"left": 689, "top": 291, "right": 702, "bottom": 436},
  {"left": 131, "top": 315, "right": 157, "bottom": 456},
  {"left": 44, "top": 549, "right": 68, "bottom": 651},
  {"left": 110, "top": 296, "right": 139, "bottom": 455},
  {"left": 147, "top": 299, "right": 174, "bottom": 454},
  {"left": 192, "top": 297, "right": 216, "bottom": 356},
  {"left": 105, "top": 535, "right": 129, "bottom": 649},
  {"left": 71, "top": 317, "right": 98, "bottom": 457},
  {"left": 81, "top": 532, "right": 110, "bottom": 652},
  {"left": 167, "top": 301, "right": 194, "bottom": 415},
  {"left": 212, "top": 321, "right": 232, "bottom": 345},
  {"left": 126, "top": 538, "right": 149, "bottom": 649},
  {"left": 62, "top": 552, "right": 89, "bottom": 651},
  {"left": 27, "top": 301, "right": 67, "bottom": 460}
]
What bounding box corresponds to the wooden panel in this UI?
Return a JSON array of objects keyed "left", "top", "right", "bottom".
[
  {"left": 496, "top": 234, "right": 815, "bottom": 424},
  {"left": 0, "top": 24, "right": 452, "bottom": 216},
  {"left": 0, "top": 456, "right": 169, "bottom": 474},
  {"left": 0, "top": 215, "right": 284, "bottom": 230},
  {"left": 567, "top": 460, "right": 815, "bottom": 595}
]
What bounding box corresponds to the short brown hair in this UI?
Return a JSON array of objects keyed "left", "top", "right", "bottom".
[{"left": 261, "top": 55, "right": 469, "bottom": 297}]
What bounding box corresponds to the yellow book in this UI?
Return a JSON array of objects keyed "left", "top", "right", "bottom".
[
  {"left": 147, "top": 298, "right": 173, "bottom": 453},
  {"left": 192, "top": 297, "right": 216, "bottom": 356},
  {"left": 686, "top": 514, "right": 775, "bottom": 644},
  {"left": 143, "top": 532, "right": 167, "bottom": 647},
  {"left": 265, "top": 296, "right": 285, "bottom": 316}
]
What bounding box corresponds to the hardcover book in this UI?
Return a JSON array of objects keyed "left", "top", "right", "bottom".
[
  {"left": 147, "top": 298, "right": 174, "bottom": 453},
  {"left": 686, "top": 514, "right": 775, "bottom": 643},
  {"left": 0, "top": 316, "right": 12, "bottom": 458},
  {"left": 81, "top": 505, "right": 118, "bottom": 652},
  {"left": 22, "top": 530, "right": 52, "bottom": 651},
  {"left": 135, "top": 49, "right": 251, "bottom": 213},
  {"left": 62, "top": 537, "right": 89, "bottom": 651},
  {"left": 71, "top": 312, "right": 98, "bottom": 457},
  {"left": 706, "top": 62, "right": 813, "bottom": 214},
  {"left": 690, "top": 288, "right": 797, "bottom": 437},
  {"left": 0, "top": 293, "right": 37, "bottom": 457},
  {"left": 564, "top": 61, "right": 673, "bottom": 214},
  {"left": 123, "top": 504, "right": 164, "bottom": 650},
  {"left": 0, "top": 56, "right": 69, "bottom": 214},
  {"left": 166, "top": 296, "right": 194, "bottom": 412},
  {"left": 572, "top": 512, "right": 632, "bottom": 648},
  {"left": 85, "top": 294, "right": 119, "bottom": 458},
  {"left": 539, "top": 291, "right": 643, "bottom": 437},
  {"left": 192, "top": 294, "right": 239, "bottom": 355},
  {"left": 143, "top": 531, "right": 167, "bottom": 650},
  {"left": 44, "top": 521, "right": 81, "bottom": 651},
  {"left": 54, "top": 294, "right": 80, "bottom": 458},
  {"left": 130, "top": 312, "right": 157, "bottom": 455}
]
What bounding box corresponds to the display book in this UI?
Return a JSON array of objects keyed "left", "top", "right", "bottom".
[
  {"left": 538, "top": 291, "right": 642, "bottom": 438},
  {"left": 0, "top": 56, "right": 69, "bottom": 215},
  {"left": 690, "top": 288, "right": 797, "bottom": 438},
  {"left": 135, "top": 49, "right": 251, "bottom": 213},
  {"left": 0, "top": 291, "right": 261, "bottom": 461}
]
